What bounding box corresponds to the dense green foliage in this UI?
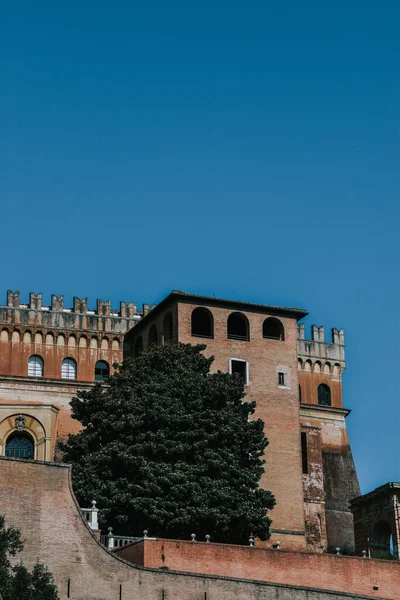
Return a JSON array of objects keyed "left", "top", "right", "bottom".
[
  {"left": 0, "top": 515, "right": 59, "bottom": 600},
  {"left": 61, "top": 343, "right": 275, "bottom": 543}
]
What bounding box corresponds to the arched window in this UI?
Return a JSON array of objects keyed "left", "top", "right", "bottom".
[
  {"left": 61, "top": 358, "right": 77, "bottom": 380},
  {"left": 371, "top": 521, "right": 392, "bottom": 557},
  {"left": 163, "top": 312, "right": 173, "bottom": 343},
  {"left": 133, "top": 337, "right": 143, "bottom": 358},
  {"left": 227, "top": 313, "right": 249, "bottom": 341},
  {"left": 318, "top": 384, "right": 331, "bottom": 406},
  {"left": 191, "top": 308, "right": 214, "bottom": 338},
  {"left": 95, "top": 360, "right": 110, "bottom": 381},
  {"left": 148, "top": 325, "right": 158, "bottom": 346},
  {"left": 28, "top": 355, "right": 44, "bottom": 377},
  {"left": 6, "top": 432, "right": 34, "bottom": 459},
  {"left": 263, "top": 318, "right": 284, "bottom": 341}
]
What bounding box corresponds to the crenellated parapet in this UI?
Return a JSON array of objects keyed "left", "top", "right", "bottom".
[
  {"left": 297, "top": 323, "right": 345, "bottom": 374},
  {"left": 0, "top": 290, "right": 155, "bottom": 336}
]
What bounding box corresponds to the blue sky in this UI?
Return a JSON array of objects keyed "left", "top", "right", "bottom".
[{"left": 0, "top": 1, "right": 399, "bottom": 493}]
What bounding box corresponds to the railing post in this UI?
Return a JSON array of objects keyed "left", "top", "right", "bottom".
[
  {"left": 107, "top": 527, "right": 115, "bottom": 550},
  {"left": 89, "top": 500, "right": 98, "bottom": 530}
]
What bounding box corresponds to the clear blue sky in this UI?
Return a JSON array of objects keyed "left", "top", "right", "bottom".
[{"left": 0, "top": 2, "right": 399, "bottom": 493}]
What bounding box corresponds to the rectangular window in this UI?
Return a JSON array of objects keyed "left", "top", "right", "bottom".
[
  {"left": 278, "top": 372, "right": 285, "bottom": 386},
  {"left": 301, "top": 432, "right": 308, "bottom": 474},
  {"left": 230, "top": 359, "right": 249, "bottom": 386}
]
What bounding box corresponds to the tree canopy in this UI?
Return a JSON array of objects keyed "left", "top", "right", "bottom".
[
  {"left": 61, "top": 342, "right": 275, "bottom": 543},
  {"left": 0, "top": 515, "right": 59, "bottom": 600}
]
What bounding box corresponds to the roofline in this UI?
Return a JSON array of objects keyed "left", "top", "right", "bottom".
[
  {"left": 349, "top": 482, "right": 400, "bottom": 506},
  {"left": 127, "top": 290, "right": 308, "bottom": 337}
]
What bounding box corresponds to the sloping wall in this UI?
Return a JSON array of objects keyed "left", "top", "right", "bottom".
[{"left": 0, "top": 456, "right": 396, "bottom": 600}]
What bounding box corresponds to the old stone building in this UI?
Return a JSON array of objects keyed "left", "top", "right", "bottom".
[{"left": 0, "top": 289, "right": 360, "bottom": 553}]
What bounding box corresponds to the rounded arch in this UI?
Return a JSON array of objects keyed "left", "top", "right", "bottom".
[
  {"left": 371, "top": 521, "right": 392, "bottom": 557},
  {"left": 112, "top": 338, "right": 120, "bottom": 351},
  {"left": 61, "top": 357, "right": 77, "bottom": 380},
  {"left": 23, "top": 331, "right": 32, "bottom": 343},
  {"left": 11, "top": 330, "right": 20, "bottom": 343},
  {"left": 314, "top": 361, "right": 321, "bottom": 373},
  {"left": 227, "top": 312, "right": 249, "bottom": 341},
  {"left": 148, "top": 325, "right": 158, "bottom": 346},
  {"left": 333, "top": 363, "right": 341, "bottom": 378},
  {"left": 28, "top": 355, "right": 44, "bottom": 377},
  {"left": 45, "top": 332, "right": 54, "bottom": 345},
  {"left": 133, "top": 336, "right": 143, "bottom": 358},
  {"left": 304, "top": 360, "right": 312, "bottom": 372},
  {"left": 0, "top": 329, "right": 9, "bottom": 342},
  {"left": 163, "top": 312, "right": 173, "bottom": 343},
  {"left": 0, "top": 413, "right": 47, "bottom": 461},
  {"left": 191, "top": 307, "right": 214, "bottom": 339},
  {"left": 68, "top": 335, "right": 76, "bottom": 348},
  {"left": 90, "top": 336, "right": 98, "bottom": 349},
  {"left": 263, "top": 317, "right": 284, "bottom": 341},
  {"left": 323, "top": 362, "right": 331, "bottom": 374},
  {"left": 95, "top": 360, "right": 110, "bottom": 381},
  {"left": 298, "top": 358, "right": 303, "bottom": 370},
  {"left": 34, "top": 332, "right": 43, "bottom": 344},
  {"left": 318, "top": 383, "right": 331, "bottom": 406},
  {"left": 5, "top": 431, "right": 34, "bottom": 460},
  {"left": 101, "top": 338, "right": 109, "bottom": 350},
  {"left": 57, "top": 334, "right": 65, "bottom": 346},
  {"left": 79, "top": 335, "right": 87, "bottom": 348}
]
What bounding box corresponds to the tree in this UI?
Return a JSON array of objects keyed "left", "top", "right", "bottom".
[
  {"left": 0, "top": 515, "right": 59, "bottom": 600},
  {"left": 61, "top": 343, "right": 276, "bottom": 543}
]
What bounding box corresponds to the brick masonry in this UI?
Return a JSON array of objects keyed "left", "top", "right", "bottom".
[{"left": 0, "top": 456, "right": 397, "bottom": 600}]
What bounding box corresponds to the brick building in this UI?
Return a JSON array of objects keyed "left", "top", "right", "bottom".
[{"left": 0, "top": 289, "right": 360, "bottom": 552}]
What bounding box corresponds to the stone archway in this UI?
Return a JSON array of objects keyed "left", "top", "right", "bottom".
[{"left": 0, "top": 413, "right": 47, "bottom": 461}]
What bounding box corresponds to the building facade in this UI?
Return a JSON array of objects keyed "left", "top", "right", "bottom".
[{"left": 0, "top": 289, "right": 360, "bottom": 552}]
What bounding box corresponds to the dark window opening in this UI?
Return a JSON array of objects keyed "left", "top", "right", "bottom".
[
  {"left": 278, "top": 372, "right": 285, "bottom": 386},
  {"left": 299, "top": 384, "right": 302, "bottom": 402},
  {"left": 6, "top": 432, "right": 34, "bottom": 460},
  {"left": 95, "top": 360, "right": 110, "bottom": 381},
  {"left": 148, "top": 325, "right": 158, "bottom": 346},
  {"left": 191, "top": 308, "right": 214, "bottom": 338},
  {"left": 231, "top": 360, "right": 248, "bottom": 385},
  {"left": 263, "top": 318, "right": 284, "bottom": 340},
  {"left": 163, "top": 312, "right": 173, "bottom": 343},
  {"left": 301, "top": 432, "right": 308, "bottom": 474},
  {"left": 133, "top": 337, "right": 143, "bottom": 358},
  {"left": 227, "top": 313, "right": 249, "bottom": 341},
  {"left": 318, "top": 384, "right": 331, "bottom": 406}
]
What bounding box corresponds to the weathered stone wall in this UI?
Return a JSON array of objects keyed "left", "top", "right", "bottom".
[{"left": 0, "top": 457, "right": 396, "bottom": 600}]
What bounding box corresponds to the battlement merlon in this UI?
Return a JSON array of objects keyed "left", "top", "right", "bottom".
[
  {"left": 3, "top": 291, "right": 146, "bottom": 319},
  {"left": 297, "top": 323, "right": 345, "bottom": 368}
]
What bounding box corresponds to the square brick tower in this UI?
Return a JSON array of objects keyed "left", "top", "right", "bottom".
[{"left": 125, "top": 290, "right": 360, "bottom": 552}]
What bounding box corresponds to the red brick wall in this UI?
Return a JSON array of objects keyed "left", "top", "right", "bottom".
[
  {"left": 116, "top": 537, "right": 400, "bottom": 599},
  {"left": 176, "top": 300, "right": 306, "bottom": 550},
  {"left": 0, "top": 456, "right": 378, "bottom": 600}
]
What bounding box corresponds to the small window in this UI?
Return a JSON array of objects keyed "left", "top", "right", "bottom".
[
  {"left": 61, "top": 358, "right": 77, "bottom": 380},
  {"left": 263, "top": 318, "right": 284, "bottom": 340},
  {"left": 95, "top": 360, "right": 110, "bottom": 381},
  {"left": 191, "top": 308, "right": 214, "bottom": 338},
  {"left": 230, "top": 359, "right": 249, "bottom": 385},
  {"left": 301, "top": 432, "right": 308, "bottom": 474},
  {"left": 28, "top": 355, "right": 43, "bottom": 377},
  {"left": 227, "top": 313, "right": 249, "bottom": 341},
  {"left": 278, "top": 372, "right": 285, "bottom": 386},
  {"left": 5, "top": 432, "right": 34, "bottom": 460},
  {"left": 299, "top": 384, "right": 302, "bottom": 402},
  {"left": 318, "top": 384, "right": 331, "bottom": 406}
]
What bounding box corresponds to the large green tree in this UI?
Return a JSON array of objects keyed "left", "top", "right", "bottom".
[
  {"left": 61, "top": 343, "right": 275, "bottom": 543},
  {"left": 0, "top": 516, "right": 59, "bottom": 600}
]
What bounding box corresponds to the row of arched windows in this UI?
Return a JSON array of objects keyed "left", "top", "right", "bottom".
[
  {"left": 299, "top": 383, "right": 332, "bottom": 406},
  {"left": 0, "top": 329, "right": 121, "bottom": 350},
  {"left": 191, "top": 308, "right": 284, "bottom": 341},
  {"left": 298, "top": 358, "right": 341, "bottom": 377},
  {"left": 27, "top": 355, "right": 110, "bottom": 381}
]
